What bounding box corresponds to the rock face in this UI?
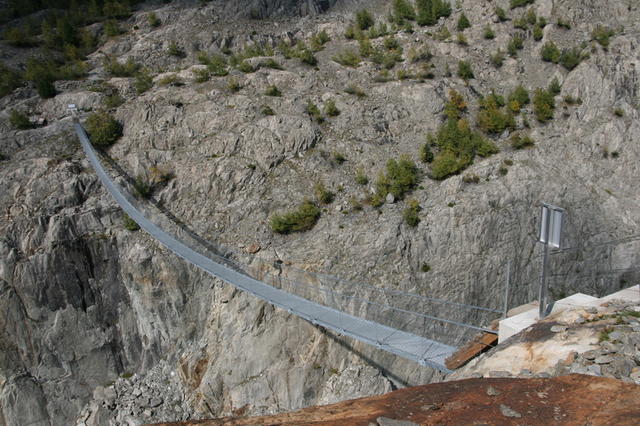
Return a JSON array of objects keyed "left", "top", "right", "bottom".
[{"left": 1, "top": 0, "right": 640, "bottom": 425}]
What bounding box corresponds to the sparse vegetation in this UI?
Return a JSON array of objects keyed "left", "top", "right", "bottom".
[
  {"left": 85, "top": 110, "right": 122, "bottom": 146},
  {"left": 541, "top": 41, "right": 561, "bottom": 63},
  {"left": 507, "top": 33, "right": 525, "bottom": 57},
  {"left": 227, "top": 77, "right": 242, "bottom": 92},
  {"left": 158, "top": 74, "right": 182, "bottom": 86},
  {"left": 613, "top": 108, "right": 624, "bottom": 117},
  {"left": 261, "top": 105, "right": 275, "bottom": 115},
  {"left": 192, "top": 68, "right": 210, "bottom": 83},
  {"left": 557, "top": 17, "right": 571, "bottom": 30},
  {"left": 508, "top": 85, "right": 530, "bottom": 112},
  {"left": 270, "top": 200, "right": 321, "bottom": 234},
  {"left": 197, "top": 52, "right": 229, "bottom": 76},
  {"left": 548, "top": 77, "right": 561, "bottom": 95},
  {"left": 132, "top": 174, "right": 153, "bottom": 199}
]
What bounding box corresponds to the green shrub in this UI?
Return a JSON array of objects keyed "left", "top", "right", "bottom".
[
  {"left": 507, "top": 85, "right": 530, "bottom": 112},
  {"left": 592, "top": 25, "right": 615, "bottom": 48},
  {"left": 103, "top": 0, "right": 131, "bottom": 19},
  {"left": 457, "top": 13, "right": 471, "bottom": 31},
  {"left": 85, "top": 110, "right": 122, "bottom": 146},
  {"left": 613, "top": 108, "right": 624, "bottom": 117},
  {"left": 123, "top": 214, "right": 140, "bottom": 231},
  {"left": 0, "top": 63, "right": 22, "bottom": 97},
  {"left": 227, "top": 77, "right": 242, "bottom": 92},
  {"left": 495, "top": 7, "right": 508, "bottom": 22},
  {"left": 541, "top": 41, "right": 560, "bottom": 63},
  {"left": 559, "top": 47, "right": 584, "bottom": 70},
  {"left": 456, "top": 32, "right": 468, "bottom": 46},
  {"left": 261, "top": 105, "right": 275, "bottom": 115},
  {"left": 167, "top": 41, "right": 185, "bottom": 58},
  {"left": 356, "top": 9, "right": 375, "bottom": 30},
  {"left": 314, "top": 182, "right": 334, "bottom": 204},
  {"left": 103, "top": 19, "right": 123, "bottom": 37},
  {"left": 557, "top": 17, "right": 571, "bottom": 29},
  {"left": 3, "top": 25, "right": 36, "bottom": 47},
  {"left": 408, "top": 46, "right": 432, "bottom": 63},
  {"left": 299, "top": 49, "right": 318, "bottom": 66},
  {"left": 510, "top": 133, "right": 535, "bottom": 149},
  {"left": 510, "top": 0, "right": 534, "bottom": 9},
  {"left": 533, "top": 24, "right": 544, "bottom": 41},
  {"left": 513, "top": 16, "right": 528, "bottom": 30},
  {"left": 355, "top": 167, "right": 369, "bottom": 185},
  {"left": 533, "top": 88, "right": 556, "bottom": 122},
  {"left": 420, "top": 142, "right": 434, "bottom": 163},
  {"left": 490, "top": 49, "right": 505, "bottom": 68},
  {"left": 9, "top": 109, "right": 33, "bottom": 130},
  {"left": 344, "top": 85, "right": 366, "bottom": 97},
  {"left": 443, "top": 89, "right": 467, "bottom": 120},
  {"left": 484, "top": 25, "right": 495, "bottom": 39},
  {"left": 147, "top": 12, "right": 161, "bottom": 28},
  {"left": 324, "top": 99, "right": 340, "bottom": 117},
  {"left": 103, "top": 56, "right": 140, "bottom": 77},
  {"left": 457, "top": 60, "right": 474, "bottom": 80},
  {"left": 103, "top": 93, "right": 124, "bottom": 109},
  {"left": 375, "top": 155, "right": 419, "bottom": 200},
  {"left": 305, "top": 100, "right": 324, "bottom": 122},
  {"left": 132, "top": 174, "right": 152, "bottom": 198},
  {"left": 134, "top": 70, "right": 153, "bottom": 94},
  {"left": 431, "top": 150, "right": 464, "bottom": 180},
  {"left": 237, "top": 60, "right": 256, "bottom": 73},
  {"left": 264, "top": 84, "right": 281, "bottom": 96},
  {"left": 270, "top": 200, "right": 321, "bottom": 233},
  {"left": 197, "top": 52, "right": 229, "bottom": 76},
  {"left": 403, "top": 199, "right": 421, "bottom": 227},
  {"left": 462, "top": 173, "right": 480, "bottom": 184},
  {"left": 393, "top": 0, "right": 416, "bottom": 22},
  {"left": 416, "top": 0, "right": 452, "bottom": 26},
  {"left": 430, "top": 111, "right": 498, "bottom": 180},
  {"left": 477, "top": 94, "right": 516, "bottom": 134},
  {"left": 332, "top": 49, "right": 361, "bottom": 67},
  {"left": 332, "top": 151, "right": 346, "bottom": 164},
  {"left": 192, "top": 68, "right": 210, "bottom": 83},
  {"left": 507, "top": 33, "right": 525, "bottom": 57},
  {"left": 158, "top": 74, "right": 182, "bottom": 86},
  {"left": 548, "top": 77, "right": 561, "bottom": 95}
]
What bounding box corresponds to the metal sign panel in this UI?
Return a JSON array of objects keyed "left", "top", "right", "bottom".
[{"left": 539, "top": 203, "right": 564, "bottom": 249}]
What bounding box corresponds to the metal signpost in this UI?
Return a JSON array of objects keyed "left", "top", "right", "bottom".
[{"left": 538, "top": 203, "right": 565, "bottom": 319}]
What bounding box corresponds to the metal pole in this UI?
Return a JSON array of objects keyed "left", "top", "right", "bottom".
[
  {"left": 539, "top": 209, "right": 551, "bottom": 319},
  {"left": 503, "top": 260, "right": 511, "bottom": 318}
]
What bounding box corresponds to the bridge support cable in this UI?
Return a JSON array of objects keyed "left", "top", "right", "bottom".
[{"left": 74, "top": 121, "right": 455, "bottom": 372}]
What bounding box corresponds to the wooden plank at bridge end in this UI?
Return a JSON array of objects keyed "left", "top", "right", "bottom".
[{"left": 444, "top": 332, "right": 498, "bottom": 370}]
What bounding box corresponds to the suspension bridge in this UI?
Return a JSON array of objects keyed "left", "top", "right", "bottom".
[{"left": 73, "top": 118, "right": 501, "bottom": 373}]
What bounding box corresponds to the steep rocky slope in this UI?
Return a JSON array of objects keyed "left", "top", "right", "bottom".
[{"left": 1, "top": 0, "right": 640, "bottom": 425}]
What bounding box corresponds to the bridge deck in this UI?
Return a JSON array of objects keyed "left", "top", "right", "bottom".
[{"left": 75, "top": 122, "right": 455, "bottom": 372}]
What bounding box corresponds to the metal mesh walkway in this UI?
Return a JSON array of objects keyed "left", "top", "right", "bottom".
[{"left": 74, "top": 122, "right": 456, "bottom": 372}]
